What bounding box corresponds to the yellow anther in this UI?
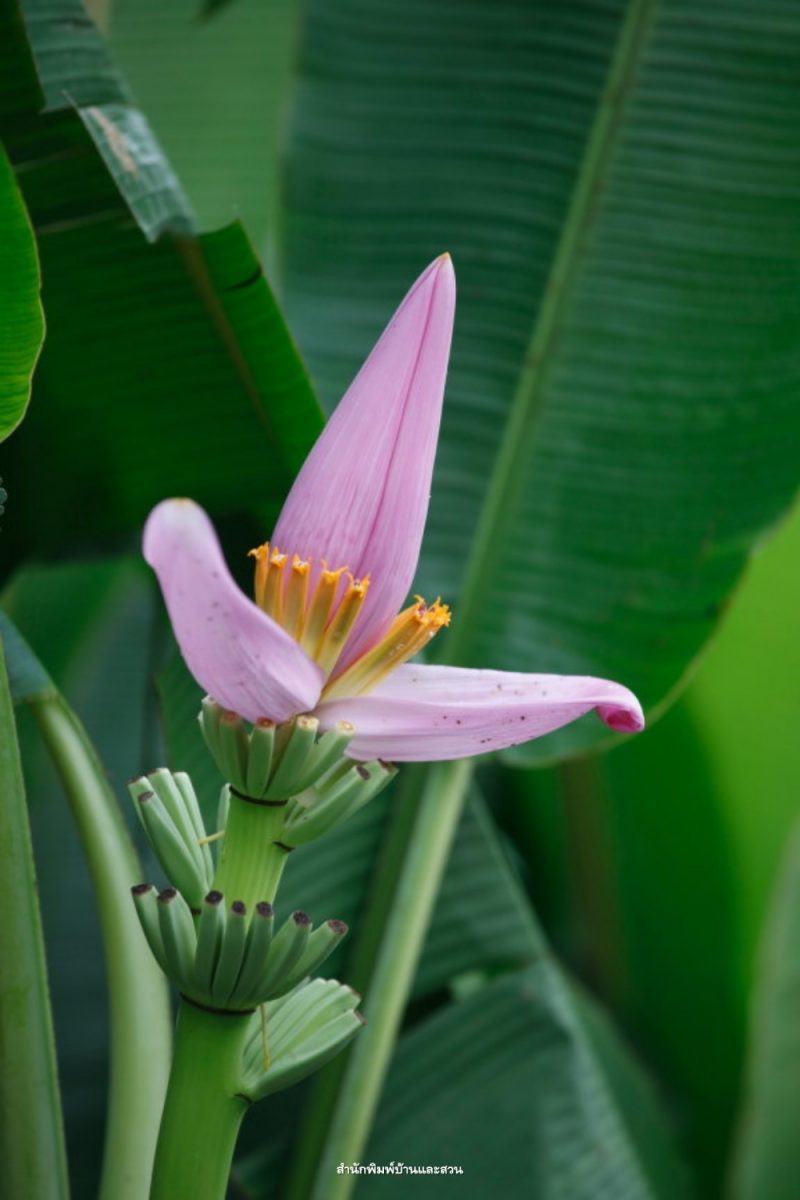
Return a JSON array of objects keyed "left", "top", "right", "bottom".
[
  {"left": 250, "top": 543, "right": 288, "bottom": 623},
  {"left": 284, "top": 554, "right": 310, "bottom": 640},
  {"left": 314, "top": 574, "right": 370, "bottom": 675},
  {"left": 248, "top": 543, "right": 270, "bottom": 609},
  {"left": 265, "top": 550, "right": 288, "bottom": 622},
  {"left": 322, "top": 595, "right": 451, "bottom": 700},
  {"left": 249, "top": 538, "right": 448, "bottom": 696},
  {"left": 300, "top": 564, "right": 348, "bottom": 657}
]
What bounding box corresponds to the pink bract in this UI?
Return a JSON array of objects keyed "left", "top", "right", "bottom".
[{"left": 144, "top": 256, "right": 644, "bottom": 761}]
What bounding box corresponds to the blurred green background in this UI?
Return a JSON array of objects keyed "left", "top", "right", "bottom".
[{"left": 2, "top": 1, "right": 800, "bottom": 1197}]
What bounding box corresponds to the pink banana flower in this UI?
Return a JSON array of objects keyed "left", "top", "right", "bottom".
[{"left": 144, "top": 256, "right": 643, "bottom": 762}]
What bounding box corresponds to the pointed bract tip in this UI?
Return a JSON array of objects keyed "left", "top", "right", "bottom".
[{"left": 427, "top": 251, "right": 455, "bottom": 287}]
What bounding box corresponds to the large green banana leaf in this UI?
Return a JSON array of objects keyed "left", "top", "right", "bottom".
[
  {"left": 502, "top": 499, "right": 800, "bottom": 1191},
  {"left": 0, "top": 0, "right": 321, "bottom": 571},
  {"left": 281, "top": 0, "right": 800, "bottom": 761}
]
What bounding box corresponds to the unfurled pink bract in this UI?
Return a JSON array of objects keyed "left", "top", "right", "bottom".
[{"left": 144, "top": 256, "right": 643, "bottom": 762}]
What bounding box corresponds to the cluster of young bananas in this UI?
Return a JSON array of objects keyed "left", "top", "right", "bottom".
[
  {"left": 132, "top": 883, "right": 348, "bottom": 1013},
  {"left": 127, "top": 708, "right": 396, "bottom": 1098},
  {"left": 198, "top": 699, "right": 396, "bottom": 843},
  {"left": 128, "top": 712, "right": 395, "bottom": 913}
]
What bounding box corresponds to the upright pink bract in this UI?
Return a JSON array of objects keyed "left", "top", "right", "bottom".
[
  {"left": 144, "top": 256, "right": 644, "bottom": 761},
  {"left": 272, "top": 255, "right": 455, "bottom": 668}
]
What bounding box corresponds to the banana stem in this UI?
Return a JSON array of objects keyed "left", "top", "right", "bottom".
[
  {"left": 308, "top": 759, "right": 473, "bottom": 1198},
  {"left": 149, "top": 1003, "right": 251, "bottom": 1200},
  {"left": 212, "top": 791, "right": 290, "bottom": 908},
  {"left": 31, "top": 694, "right": 171, "bottom": 1200}
]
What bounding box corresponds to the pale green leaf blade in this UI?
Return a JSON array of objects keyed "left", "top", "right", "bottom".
[{"left": 730, "top": 817, "right": 800, "bottom": 1200}]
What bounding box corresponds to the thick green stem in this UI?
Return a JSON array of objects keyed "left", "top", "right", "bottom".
[
  {"left": 212, "top": 792, "right": 290, "bottom": 908},
  {"left": 0, "top": 647, "right": 69, "bottom": 1200},
  {"left": 150, "top": 1003, "right": 251, "bottom": 1200},
  {"left": 308, "top": 759, "right": 473, "bottom": 1198},
  {"left": 31, "top": 695, "right": 171, "bottom": 1200},
  {"left": 284, "top": 773, "right": 422, "bottom": 1200}
]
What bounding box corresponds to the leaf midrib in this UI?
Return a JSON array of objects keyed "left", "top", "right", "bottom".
[{"left": 445, "top": 0, "right": 661, "bottom": 666}]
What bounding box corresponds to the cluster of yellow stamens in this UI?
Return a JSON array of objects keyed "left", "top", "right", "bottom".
[
  {"left": 249, "top": 543, "right": 451, "bottom": 698},
  {"left": 249, "top": 544, "right": 368, "bottom": 673},
  {"left": 323, "top": 594, "right": 451, "bottom": 699}
]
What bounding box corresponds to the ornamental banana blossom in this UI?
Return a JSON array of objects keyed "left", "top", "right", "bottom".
[{"left": 144, "top": 256, "right": 643, "bottom": 762}]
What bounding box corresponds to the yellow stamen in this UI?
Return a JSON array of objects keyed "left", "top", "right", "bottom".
[
  {"left": 314, "top": 575, "right": 370, "bottom": 674},
  {"left": 322, "top": 595, "right": 451, "bottom": 700},
  {"left": 261, "top": 547, "right": 288, "bottom": 622},
  {"left": 284, "top": 554, "right": 310, "bottom": 640},
  {"left": 249, "top": 541, "right": 450, "bottom": 695},
  {"left": 197, "top": 829, "right": 226, "bottom": 846},
  {"left": 300, "top": 564, "right": 348, "bottom": 656},
  {"left": 248, "top": 543, "right": 270, "bottom": 609}
]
